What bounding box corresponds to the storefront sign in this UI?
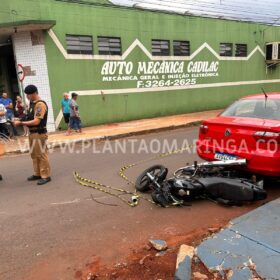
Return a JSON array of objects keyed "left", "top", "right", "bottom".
[{"left": 101, "top": 60, "right": 219, "bottom": 89}]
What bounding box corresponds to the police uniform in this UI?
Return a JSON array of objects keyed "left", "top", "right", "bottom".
[{"left": 25, "top": 100, "right": 51, "bottom": 180}]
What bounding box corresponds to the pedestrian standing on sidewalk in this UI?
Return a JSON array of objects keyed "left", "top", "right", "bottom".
[
  {"left": 0, "top": 92, "right": 18, "bottom": 137},
  {"left": 61, "top": 92, "right": 71, "bottom": 125},
  {"left": 0, "top": 103, "right": 8, "bottom": 137},
  {"left": 15, "top": 95, "right": 29, "bottom": 136},
  {"left": 13, "top": 85, "right": 51, "bottom": 185},
  {"left": 66, "top": 92, "right": 82, "bottom": 135},
  {"left": 0, "top": 92, "right": 13, "bottom": 120}
]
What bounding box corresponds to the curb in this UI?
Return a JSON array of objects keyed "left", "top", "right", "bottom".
[{"left": 4, "top": 121, "right": 202, "bottom": 155}]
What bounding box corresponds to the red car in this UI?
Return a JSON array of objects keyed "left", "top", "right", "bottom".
[{"left": 197, "top": 93, "right": 280, "bottom": 177}]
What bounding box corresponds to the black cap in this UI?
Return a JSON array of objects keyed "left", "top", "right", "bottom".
[
  {"left": 71, "top": 92, "right": 78, "bottom": 98},
  {"left": 24, "top": 85, "right": 38, "bottom": 95}
]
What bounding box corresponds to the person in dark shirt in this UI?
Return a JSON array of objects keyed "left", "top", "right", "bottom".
[{"left": 66, "top": 92, "right": 83, "bottom": 135}]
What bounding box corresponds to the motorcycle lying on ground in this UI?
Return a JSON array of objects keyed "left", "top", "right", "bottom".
[{"left": 135, "top": 159, "right": 267, "bottom": 207}]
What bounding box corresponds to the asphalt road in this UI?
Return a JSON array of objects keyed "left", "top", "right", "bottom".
[{"left": 0, "top": 127, "right": 279, "bottom": 280}]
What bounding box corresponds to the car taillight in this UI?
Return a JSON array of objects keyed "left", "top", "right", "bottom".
[
  {"left": 200, "top": 124, "right": 208, "bottom": 134},
  {"left": 254, "top": 131, "right": 280, "bottom": 142}
]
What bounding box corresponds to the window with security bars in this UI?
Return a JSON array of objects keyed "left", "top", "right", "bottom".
[
  {"left": 152, "top": 39, "right": 170, "bottom": 56},
  {"left": 235, "top": 44, "right": 247, "bottom": 57},
  {"left": 173, "top": 40, "right": 190, "bottom": 56},
  {"left": 220, "top": 43, "right": 233, "bottom": 56},
  {"left": 98, "top": 36, "right": 122, "bottom": 55},
  {"left": 66, "top": 34, "right": 93, "bottom": 55}
]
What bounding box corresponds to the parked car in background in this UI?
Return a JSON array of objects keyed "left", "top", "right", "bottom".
[{"left": 197, "top": 93, "right": 280, "bottom": 177}]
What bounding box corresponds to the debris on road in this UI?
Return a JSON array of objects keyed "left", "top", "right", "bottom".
[
  {"left": 143, "top": 244, "right": 152, "bottom": 251},
  {"left": 174, "top": 244, "right": 195, "bottom": 280},
  {"left": 193, "top": 271, "right": 208, "bottom": 279},
  {"left": 113, "top": 262, "right": 127, "bottom": 268},
  {"left": 149, "top": 239, "right": 168, "bottom": 251},
  {"left": 86, "top": 272, "right": 97, "bottom": 280},
  {"left": 207, "top": 227, "right": 221, "bottom": 234},
  {"left": 155, "top": 251, "right": 167, "bottom": 257},
  {"left": 80, "top": 227, "right": 232, "bottom": 279},
  {"left": 139, "top": 254, "right": 151, "bottom": 265}
]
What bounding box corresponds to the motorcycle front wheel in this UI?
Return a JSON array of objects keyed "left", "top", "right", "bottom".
[{"left": 135, "top": 165, "right": 167, "bottom": 192}]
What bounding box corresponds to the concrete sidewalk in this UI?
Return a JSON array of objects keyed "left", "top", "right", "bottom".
[
  {"left": 4, "top": 109, "right": 221, "bottom": 154},
  {"left": 197, "top": 198, "right": 280, "bottom": 279}
]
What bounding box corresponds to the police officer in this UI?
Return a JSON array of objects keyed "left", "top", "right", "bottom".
[{"left": 14, "top": 85, "right": 51, "bottom": 185}]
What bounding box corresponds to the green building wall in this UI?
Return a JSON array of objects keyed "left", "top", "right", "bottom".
[{"left": 1, "top": 0, "right": 280, "bottom": 128}]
